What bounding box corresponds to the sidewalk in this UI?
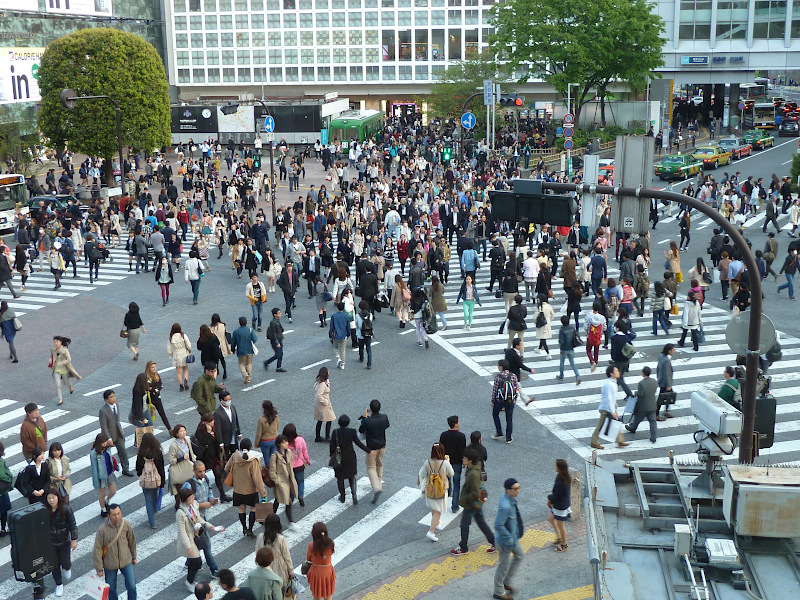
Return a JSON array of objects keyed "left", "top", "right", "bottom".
[{"left": 340, "top": 518, "right": 593, "bottom": 600}]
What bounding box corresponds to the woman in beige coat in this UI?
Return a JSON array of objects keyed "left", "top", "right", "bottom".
[
  {"left": 313, "top": 367, "right": 335, "bottom": 442},
  {"left": 225, "top": 438, "right": 267, "bottom": 538},
  {"left": 50, "top": 335, "right": 81, "bottom": 405},
  {"left": 534, "top": 294, "right": 556, "bottom": 359},
  {"left": 167, "top": 323, "right": 192, "bottom": 392},
  {"left": 256, "top": 513, "right": 294, "bottom": 596},
  {"left": 176, "top": 487, "right": 224, "bottom": 592},
  {"left": 168, "top": 424, "right": 196, "bottom": 497},
  {"left": 663, "top": 241, "right": 683, "bottom": 283},
  {"left": 210, "top": 313, "right": 232, "bottom": 380},
  {"left": 269, "top": 434, "right": 300, "bottom": 533},
  {"left": 47, "top": 442, "right": 72, "bottom": 502}
]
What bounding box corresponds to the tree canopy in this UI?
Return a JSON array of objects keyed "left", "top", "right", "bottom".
[
  {"left": 37, "top": 28, "right": 170, "bottom": 178},
  {"left": 490, "top": 0, "right": 665, "bottom": 125}
]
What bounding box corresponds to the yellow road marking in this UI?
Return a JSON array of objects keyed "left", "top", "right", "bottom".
[{"left": 530, "top": 584, "right": 595, "bottom": 600}]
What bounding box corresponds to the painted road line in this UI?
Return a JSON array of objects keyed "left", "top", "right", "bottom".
[
  {"left": 301, "top": 358, "right": 330, "bottom": 371},
  {"left": 419, "top": 505, "right": 462, "bottom": 530},
  {"left": 83, "top": 383, "right": 121, "bottom": 397},
  {"left": 175, "top": 406, "right": 197, "bottom": 415},
  {"left": 242, "top": 378, "right": 275, "bottom": 392},
  {"left": 429, "top": 332, "right": 492, "bottom": 377},
  {"left": 400, "top": 328, "right": 417, "bottom": 335},
  {"left": 158, "top": 366, "right": 176, "bottom": 373}
]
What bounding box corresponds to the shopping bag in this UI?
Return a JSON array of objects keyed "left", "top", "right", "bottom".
[
  {"left": 135, "top": 425, "right": 154, "bottom": 447},
  {"left": 156, "top": 487, "right": 164, "bottom": 511},
  {"left": 84, "top": 573, "right": 110, "bottom": 600},
  {"left": 621, "top": 397, "right": 637, "bottom": 424},
  {"left": 254, "top": 497, "right": 273, "bottom": 523},
  {"left": 598, "top": 415, "right": 624, "bottom": 443},
  {"left": 713, "top": 269, "right": 720, "bottom": 284}
]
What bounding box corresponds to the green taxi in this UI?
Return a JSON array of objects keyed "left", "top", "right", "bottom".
[
  {"left": 654, "top": 154, "right": 703, "bottom": 180},
  {"left": 742, "top": 129, "right": 774, "bottom": 150}
]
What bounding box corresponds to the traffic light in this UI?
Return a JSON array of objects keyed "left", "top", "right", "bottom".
[
  {"left": 487, "top": 180, "right": 576, "bottom": 226},
  {"left": 499, "top": 93, "right": 523, "bottom": 107},
  {"left": 571, "top": 155, "right": 583, "bottom": 170},
  {"left": 441, "top": 146, "right": 453, "bottom": 163},
  {"left": 253, "top": 153, "right": 261, "bottom": 169}
]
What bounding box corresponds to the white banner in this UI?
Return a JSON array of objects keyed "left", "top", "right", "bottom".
[
  {"left": 45, "top": 0, "right": 113, "bottom": 17},
  {"left": 0, "top": 47, "right": 45, "bottom": 105},
  {"left": 0, "top": 0, "right": 38, "bottom": 9}
]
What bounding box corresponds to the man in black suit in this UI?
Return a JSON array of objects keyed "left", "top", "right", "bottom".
[
  {"left": 99, "top": 390, "right": 134, "bottom": 476},
  {"left": 359, "top": 263, "right": 380, "bottom": 316},
  {"left": 303, "top": 246, "right": 322, "bottom": 298},
  {"left": 439, "top": 415, "right": 467, "bottom": 513},
  {"left": 213, "top": 390, "right": 241, "bottom": 461},
  {"left": 504, "top": 338, "right": 534, "bottom": 403},
  {"left": 277, "top": 261, "right": 299, "bottom": 323},
  {"left": 626, "top": 366, "right": 659, "bottom": 443},
  {"left": 355, "top": 253, "right": 373, "bottom": 286}
]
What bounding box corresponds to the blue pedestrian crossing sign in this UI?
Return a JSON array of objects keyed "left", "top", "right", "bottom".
[
  {"left": 461, "top": 112, "right": 476, "bottom": 130},
  {"left": 263, "top": 115, "right": 275, "bottom": 133}
]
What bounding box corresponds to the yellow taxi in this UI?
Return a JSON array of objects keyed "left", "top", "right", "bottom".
[{"left": 691, "top": 146, "right": 732, "bottom": 169}]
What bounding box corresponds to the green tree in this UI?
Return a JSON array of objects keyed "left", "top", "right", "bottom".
[
  {"left": 490, "top": 0, "right": 665, "bottom": 126},
  {"left": 0, "top": 123, "right": 42, "bottom": 177},
  {"left": 37, "top": 28, "right": 170, "bottom": 186}
]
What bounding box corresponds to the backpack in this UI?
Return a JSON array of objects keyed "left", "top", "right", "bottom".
[
  {"left": 605, "top": 294, "right": 620, "bottom": 319},
  {"left": 588, "top": 321, "right": 602, "bottom": 345},
  {"left": 634, "top": 274, "right": 649, "bottom": 296},
  {"left": 426, "top": 460, "right": 446, "bottom": 500},
  {"left": 535, "top": 311, "right": 547, "bottom": 328},
  {"left": 139, "top": 458, "right": 161, "bottom": 489},
  {"left": 474, "top": 480, "right": 489, "bottom": 509},
  {"left": 498, "top": 374, "right": 517, "bottom": 403},
  {"left": 360, "top": 313, "right": 373, "bottom": 338},
  {"left": 723, "top": 380, "right": 742, "bottom": 407}
]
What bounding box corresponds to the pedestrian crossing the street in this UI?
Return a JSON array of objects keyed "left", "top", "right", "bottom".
[
  {"left": 0, "top": 396, "right": 423, "bottom": 600},
  {"left": 431, "top": 248, "right": 800, "bottom": 465},
  {"left": 655, "top": 205, "right": 797, "bottom": 234}
]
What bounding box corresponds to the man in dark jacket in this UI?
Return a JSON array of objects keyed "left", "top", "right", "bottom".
[
  {"left": 358, "top": 399, "right": 390, "bottom": 504},
  {"left": 503, "top": 338, "right": 534, "bottom": 387},
  {"left": 213, "top": 390, "right": 242, "bottom": 460},
  {"left": 359, "top": 264, "right": 379, "bottom": 316},
  {"left": 407, "top": 257, "right": 425, "bottom": 290},
  {"left": 451, "top": 447, "right": 495, "bottom": 555},
  {"left": 440, "top": 415, "right": 467, "bottom": 513},
  {"left": 626, "top": 366, "right": 659, "bottom": 442},
  {"left": 356, "top": 253, "right": 373, "bottom": 285},
  {"left": 277, "top": 261, "right": 299, "bottom": 323},
  {"left": 609, "top": 322, "right": 635, "bottom": 399},
  {"left": 263, "top": 307, "right": 287, "bottom": 372},
  {"left": 302, "top": 247, "right": 322, "bottom": 298},
  {"left": 487, "top": 238, "right": 506, "bottom": 292}
]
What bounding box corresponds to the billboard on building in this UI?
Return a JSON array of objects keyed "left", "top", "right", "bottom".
[
  {"left": 0, "top": 47, "right": 45, "bottom": 105},
  {"left": 45, "top": 0, "right": 113, "bottom": 17},
  {"left": 218, "top": 104, "right": 254, "bottom": 133},
  {"left": 171, "top": 105, "right": 219, "bottom": 134},
  {"left": 0, "top": 0, "right": 38, "bottom": 9}
]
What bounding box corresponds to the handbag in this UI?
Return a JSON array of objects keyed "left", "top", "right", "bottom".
[
  {"left": 598, "top": 414, "right": 624, "bottom": 443},
  {"left": 185, "top": 353, "right": 196, "bottom": 364},
  {"left": 328, "top": 431, "right": 342, "bottom": 468},
  {"left": 658, "top": 390, "right": 677, "bottom": 406},
  {"left": 301, "top": 561, "right": 312, "bottom": 575},
  {"left": 12, "top": 317, "right": 22, "bottom": 331},
  {"left": 322, "top": 285, "right": 334, "bottom": 302},
  {"left": 135, "top": 425, "right": 154, "bottom": 447},
  {"left": 261, "top": 464, "right": 275, "bottom": 488},
  {"left": 670, "top": 303, "right": 679, "bottom": 316},
  {"left": 494, "top": 290, "right": 502, "bottom": 299},
  {"left": 572, "top": 331, "right": 583, "bottom": 348},
  {"left": 498, "top": 320, "right": 506, "bottom": 335},
  {"left": 119, "top": 329, "right": 129, "bottom": 338},
  {"left": 254, "top": 496, "right": 274, "bottom": 522},
  {"left": 621, "top": 341, "right": 637, "bottom": 359},
  {"left": 224, "top": 465, "right": 234, "bottom": 487},
  {"left": 291, "top": 575, "right": 306, "bottom": 596}
]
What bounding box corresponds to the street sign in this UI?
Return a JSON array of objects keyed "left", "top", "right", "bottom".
[
  {"left": 564, "top": 113, "right": 574, "bottom": 124},
  {"left": 556, "top": 127, "right": 563, "bottom": 135},
  {"left": 263, "top": 115, "right": 275, "bottom": 133},
  {"left": 623, "top": 217, "right": 634, "bottom": 228},
  {"left": 483, "top": 79, "right": 493, "bottom": 106},
  {"left": 725, "top": 313, "right": 776, "bottom": 356},
  {"left": 738, "top": 102, "right": 745, "bottom": 110},
  {"left": 461, "top": 112, "right": 476, "bottom": 130},
  {"left": 564, "top": 139, "right": 573, "bottom": 150},
  {"left": 563, "top": 127, "right": 574, "bottom": 137}
]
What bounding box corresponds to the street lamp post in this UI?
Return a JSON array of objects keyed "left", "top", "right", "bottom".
[
  {"left": 60, "top": 89, "right": 125, "bottom": 194},
  {"left": 255, "top": 99, "right": 277, "bottom": 225}
]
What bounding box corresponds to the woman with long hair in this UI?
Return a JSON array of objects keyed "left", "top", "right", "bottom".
[
  {"left": 48, "top": 442, "right": 72, "bottom": 504},
  {"left": 136, "top": 431, "right": 166, "bottom": 529},
  {"left": 418, "top": 443, "right": 454, "bottom": 542},
  {"left": 50, "top": 336, "right": 81, "bottom": 405},
  {"left": 123, "top": 302, "right": 146, "bottom": 361},
  {"left": 330, "top": 414, "right": 368, "bottom": 506},
  {"left": 283, "top": 423, "right": 311, "bottom": 507},
  {"left": 176, "top": 486, "right": 224, "bottom": 592},
  {"left": 455, "top": 274, "right": 482, "bottom": 330},
  {"left": 391, "top": 274, "right": 410, "bottom": 327},
  {"left": 664, "top": 240, "right": 683, "bottom": 284},
  {"left": 678, "top": 210, "right": 691, "bottom": 251},
  {"left": 547, "top": 458, "right": 572, "bottom": 552},
  {"left": 306, "top": 522, "right": 336, "bottom": 600},
  {"left": 0, "top": 442, "right": 11, "bottom": 536},
  {"left": 256, "top": 400, "right": 281, "bottom": 466},
  {"left": 193, "top": 413, "right": 229, "bottom": 501},
  {"left": 255, "top": 513, "right": 294, "bottom": 596},
  {"left": 0, "top": 300, "right": 18, "bottom": 363},
  {"left": 46, "top": 488, "right": 78, "bottom": 597},
  {"left": 209, "top": 313, "right": 231, "bottom": 380},
  {"left": 89, "top": 434, "right": 117, "bottom": 518},
  {"left": 225, "top": 438, "right": 268, "bottom": 539},
  {"left": 167, "top": 323, "right": 192, "bottom": 392},
  {"left": 155, "top": 255, "right": 174, "bottom": 306},
  {"left": 143, "top": 360, "right": 170, "bottom": 428},
  {"left": 197, "top": 324, "right": 222, "bottom": 373},
  {"left": 313, "top": 367, "right": 335, "bottom": 442},
  {"left": 268, "top": 434, "right": 300, "bottom": 532}
]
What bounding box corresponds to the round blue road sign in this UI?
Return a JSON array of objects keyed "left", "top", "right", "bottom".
[
  {"left": 461, "top": 112, "right": 476, "bottom": 130},
  {"left": 264, "top": 115, "right": 275, "bottom": 133},
  {"left": 564, "top": 139, "right": 574, "bottom": 150}
]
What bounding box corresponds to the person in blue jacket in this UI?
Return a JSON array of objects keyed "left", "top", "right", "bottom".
[{"left": 493, "top": 478, "right": 523, "bottom": 600}]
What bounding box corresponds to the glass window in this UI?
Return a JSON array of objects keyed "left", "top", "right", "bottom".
[
  {"left": 382, "top": 11, "right": 395, "bottom": 25},
  {"left": 318, "top": 66, "right": 331, "bottom": 80},
  {"left": 237, "top": 50, "right": 250, "bottom": 64},
  {"left": 753, "top": 0, "right": 787, "bottom": 39},
  {"left": 300, "top": 32, "right": 314, "bottom": 45},
  {"left": 190, "top": 16, "right": 202, "bottom": 30},
  {"left": 286, "top": 67, "right": 298, "bottom": 81},
  {"left": 399, "top": 65, "right": 412, "bottom": 79},
  {"left": 238, "top": 68, "right": 251, "bottom": 82},
  {"left": 251, "top": 0, "right": 263, "bottom": 8},
  {"left": 253, "top": 49, "right": 266, "bottom": 64},
  {"left": 465, "top": 9, "right": 478, "bottom": 24},
  {"left": 793, "top": 2, "right": 800, "bottom": 38},
  {"left": 204, "top": 0, "right": 216, "bottom": 10},
  {"left": 482, "top": 9, "right": 491, "bottom": 23},
  {"left": 333, "top": 31, "right": 346, "bottom": 45},
  {"left": 317, "top": 31, "right": 329, "bottom": 44},
  {"left": 366, "top": 12, "right": 378, "bottom": 26},
  {"left": 253, "top": 31, "right": 265, "bottom": 45},
  {"left": 268, "top": 32, "right": 281, "bottom": 46},
  {"left": 192, "top": 50, "right": 204, "bottom": 64},
  {"left": 382, "top": 0, "right": 394, "bottom": 5},
  {"left": 268, "top": 15, "right": 280, "bottom": 28},
  {"left": 382, "top": 31, "right": 395, "bottom": 60},
  {"left": 222, "top": 50, "right": 235, "bottom": 64},
  {"left": 350, "top": 48, "right": 363, "bottom": 61},
  {"left": 178, "top": 69, "right": 190, "bottom": 83},
  {"left": 237, "top": 32, "right": 250, "bottom": 46},
  {"left": 219, "top": 0, "right": 231, "bottom": 8},
  {"left": 448, "top": 0, "right": 459, "bottom": 4},
  {"left": 415, "top": 11, "right": 428, "bottom": 25},
  {"left": 302, "top": 66, "right": 315, "bottom": 81},
  {"left": 398, "top": 11, "right": 411, "bottom": 25},
  {"left": 176, "top": 51, "right": 189, "bottom": 66},
  {"left": 366, "top": 30, "right": 379, "bottom": 44},
  {"left": 448, "top": 9, "right": 461, "bottom": 23},
  {"left": 465, "top": 28, "right": 478, "bottom": 56},
  {"left": 333, "top": 48, "right": 347, "bottom": 62},
  {"left": 332, "top": 12, "right": 345, "bottom": 26},
  {"left": 220, "top": 15, "right": 233, "bottom": 29},
  {"left": 207, "top": 51, "right": 220, "bottom": 64},
  {"left": 174, "top": 0, "right": 186, "bottom": 12},
  {"left": 317, "top": 48, "right": 330, "bottom": 61},
  {"left": 431, "top": 64, "right": 445, "bottom": 79},
  {"left": 431, "top": 10, "right": 445, "bottom": 25},
  {"left": 265, "top": 0, "right": 277, "bottom": 7},
  {"left": 285, "top": 49, "right": 298, "bottom": 63},
  {"left": 284, "top": 14, "right": 296, "bottom": 28},
  {"left": 316, "top": 13, "right": 329, "bottom": 27},
  {"left": 349, "top": 30, "right": 362, "bottom": 44},
  {"left": 175, "top": 16, "right": 187, "bottom": 30},
  {"left": 235, "top": 0, "right": 247, "bottom": 9},
  {"left": 332, "top": 0, "right": 344, "bottom": 5},
  {"left": 432, "top": 0, "right": 444, "bottom": 5},
  {"left": 432, "top": 29, "right": 444, "bottom": 60},
  {"left": 398, "top": 30, "right": 411, "bottom": 59},
  {"left": 205, "top": 15, "right": 217, "bottom": 29},
  {"left": 366, "top": 65, "right": 379, "bottom": 79},
  {"left": 236, "top": 15, "right": 248, "bottom": 29},
  {"left": 399, "top": 0, "right": 410, "bottom": 5},
  {"left": 349, "top": 12, "right": 362, "bottom": 26},
  {"left": 301, "top": 49, "right": 314, "bottom": 63},
  {"left": 251, "top": 14, "right": 264, "bottom": 28},
  {"left": 300, "top": 13, "right": 313, "bottom": 27},
  {"left": 365, "top": 0, "right": 376, "bottom": 5},
  {"left": 206, "top": 33, "right": 219, "bottom": 46},
  {"left": 416, "top": 0, "right": 427, "bottom": 4},
  {"left": 253, "top": 67, "right": 267, "bottom": 82},
  {"left": 448, "top": 28, "right": 461, "bottom": 58},
  {"left": 678, "top": 0, "right": 712, "bottom": 40},
  {"left": 284, "top": 0, "right": 295, "bottom": 6},
  {"left": 208, "top": 68, "right": 220, "bottom": 82},
  {"left": 269, "top": 50, "right": 282, "bottom": 63},
  {"left": 299, "top": 0, "right": 311, "bottom": 7},
  {"left": 270, "top": 67, "right": 283, "bottom": 81},
  {"left": 316, "top": 0, "right": 328, "bottom": 7},
  {"left": 284, "top": 31, "right": 297, "bottom": 45},
  {"left": 350, "top": 66, "right": 363, "bottom": 80},
  {"left": 415, "top": 65, "right": 428, "bottom": 79},
  {"left": 334, "top": 66, "right": 347, "bottom": 80},
  {"left": 191, "top": 33, "right": 204, "bottom": 47},
  {"left": 186, "top": 0, "right": 199, "bottom": 10},
  {"left": 349, "top": 0, "right": 361, "bottom": 6},
  {"left": 366, "top": 47, "right": 379, "bottom": 62},
  {"left": 223, "top": 67, "right": 236, "bottom": 82},
  {"left": 176, "top": 34, "right": 189, "bottom": 48},
  {"left": 382, "top": 65, "right": 395, "bottom": 79},
  {"left": 415, "top": 29, "right": 428, "bottom": 59}
]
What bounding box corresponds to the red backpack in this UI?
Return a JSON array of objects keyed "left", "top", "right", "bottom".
[{"left": 588, "top": 321, "right": 603, "bottom": 345}]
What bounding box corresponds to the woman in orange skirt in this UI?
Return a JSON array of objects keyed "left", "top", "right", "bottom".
[{"left": 306, "top": 521, "right": 336, "bottom": 600}]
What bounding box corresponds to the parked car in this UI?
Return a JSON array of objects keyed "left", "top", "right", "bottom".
[{"left": 717, "top": 137, "right": 753, "bottom": 160}]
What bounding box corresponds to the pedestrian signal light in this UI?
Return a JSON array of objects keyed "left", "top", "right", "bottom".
[{"left": 442, "top": 146, "right": 453, "bottom": 162}]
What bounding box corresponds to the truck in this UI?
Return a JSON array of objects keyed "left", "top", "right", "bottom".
[{"left": 717, "top": 137, "right": 753, "bottom": 160}]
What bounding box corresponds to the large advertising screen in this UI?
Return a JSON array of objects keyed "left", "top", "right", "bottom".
[
  {"left": 171, "top": 105, "right": 219, "bottom": 134},
  {"left": 45, "top": 0, "right": 113, "bottom": 17},
  {"left": 0, "top": 47, "right": 45, "bottom": 105}
]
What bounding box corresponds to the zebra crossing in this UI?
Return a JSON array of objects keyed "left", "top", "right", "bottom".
[
  {"left": 0, "top": 397, "right": 423, "bottom": 600},
  {"left": 429, "top": 249, "right": 800, "bottom": 465},
  {"left": 655, "top": 205, "right": 797, "bottom": 233}
]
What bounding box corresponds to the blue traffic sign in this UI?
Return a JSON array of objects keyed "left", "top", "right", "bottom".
[
  {"left": 461, "top": 112, "right": 476, "bottom": 130},
  {"left": 738, "top": 102, "right": 745, "bottom": 110},
  {"left": 556, "top": 127, "right": 563, "bottom": 135},
  {"left": 564, "top": 139, "right": 574, "bottom": 150},
  {"left": 263, "top": 115, "right": 275, "bottom": 133},
  {"left": 563, "top": 127, "right": 574, "bottom": 137}
]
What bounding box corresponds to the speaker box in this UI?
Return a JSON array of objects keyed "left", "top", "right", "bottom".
[
  {"left": 754, "top": 394, "right": 777, "bottom": 450},
  {"left": 9, "top": 503, "right": 55, "bottom": 582}
]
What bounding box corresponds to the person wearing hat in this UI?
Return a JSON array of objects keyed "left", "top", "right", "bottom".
[{"left": 493, "top": 478, "right": 523, "bottom": 600}]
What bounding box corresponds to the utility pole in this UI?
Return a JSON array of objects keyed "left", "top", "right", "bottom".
[{"left": 255, "top": 99, "right": 277, "bottom": 225}]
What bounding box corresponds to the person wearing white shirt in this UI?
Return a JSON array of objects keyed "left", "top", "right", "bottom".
[
  {"left": 522, "top": 251, "right": 540, "bottom": 302},
  {"left": 589, "top": 365, "right": 629, "bottom": 449}
]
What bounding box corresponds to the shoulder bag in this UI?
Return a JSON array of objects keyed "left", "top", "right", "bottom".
[
  {"left": 101, "top": 521, "right": 125, "bottom": 560},
  {"left": 183, "top": 334, "right": 196, "bottom": 363},
  {"left": 328, "top": 431, "right": 342, "bottom": 468},
  {"left": 12, "top": 317, "right": 22, "bottom": 331}
]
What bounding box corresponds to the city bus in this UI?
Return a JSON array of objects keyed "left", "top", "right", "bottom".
[
  {"left": 740, "top": 83, "right": 767, "bottom": 103},
  {"left": 327, "top": 110, "right": 384, "bottom": 150},
  {"left": 743, "top": 102, "right": 777, "bottom": 129},
  {"left": 0, "top": 173, "right": 26, "bottom": 233}
]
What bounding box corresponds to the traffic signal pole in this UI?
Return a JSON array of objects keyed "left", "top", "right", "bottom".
[{"left": 543, "top": 181, "right": 762, "bottom": 464}]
